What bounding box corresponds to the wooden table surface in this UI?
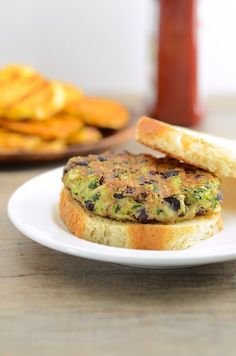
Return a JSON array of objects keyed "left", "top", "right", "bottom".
[{"left": 1, "top": 97, "right": 236, "bottom": 356}]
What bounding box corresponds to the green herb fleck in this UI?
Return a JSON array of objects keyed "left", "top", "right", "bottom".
[
  {"left": 132, "top": 204, "right": 142, "bottom": 210},
  {"left": 88, "top": 179, "right": 99, "bottom": 189},
  {"left": 115, "top": 205, "right": 121, "bottom": 213},
  {"left": 92, "top": 193, "right": 101, "bottom": 201},
  {"left": 152, "top": 185, "right": 159, "bottom": 192},
  {"left": 211, "top": 199, "right": 218, "bottom": 209}
]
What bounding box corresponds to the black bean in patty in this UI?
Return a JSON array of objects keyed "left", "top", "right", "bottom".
[
  {"left": 164, "top": 196, "right": 180, "bottom": 211},
  {"left": 162, "top": 170, "right": 179, "bottom": 179},
  {"left": 139, "top": 178, "right": 155, "bottom": 185},
  {"left": 196, "top": 173, "right": 204, "bottom": 179},
  {"left": 145, "top": 180, "right": 155, "bottom": 185},
  {"left": 63, "top": 167, "right": 69, "bottom": 175},
  {"left": 196, "top": 209, "right": 207, "bottom": 216},
  {"left": 77, "top": 161, "right": 88, "bottom": 166},
  {"left": 137, "top": 208, "right": 149, "bottom": 223},
  {"left": 99, "top": 176, "right": 105, "bottom": 185},
  {"left": 97, "top": 156, "right": 107, "bottom": 162},
  {"left": 114, "top": 193, "right": 124, "bottom": 199},
  {"left": 85, "top": 200, "right": 95, "bottom": 211},
  {"left": 125, "top": 186, "right": 136, "bottom": 194},
  {"left": 135, "top": 192, "right": 147, "bottom": 203},
  {"left": 216, "top": 192, "right": 223, "bottom": 201}
]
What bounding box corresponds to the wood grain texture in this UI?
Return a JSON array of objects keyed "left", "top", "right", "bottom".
[{"left": 1, "top": 97, "right": 236, "bottom": 356}]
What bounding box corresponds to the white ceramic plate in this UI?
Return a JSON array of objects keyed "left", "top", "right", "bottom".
[{"left": 8, "top": 167, "right": 236, "bottom": 268}]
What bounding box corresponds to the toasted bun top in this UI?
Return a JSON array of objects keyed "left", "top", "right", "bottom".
[{"left": 136, "top": 116, "right": 236, "bottom": 178}]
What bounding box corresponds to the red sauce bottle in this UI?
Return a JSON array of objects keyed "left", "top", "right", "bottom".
[{"left": 151, "top": 0, "right": 201, "bottom": 127}]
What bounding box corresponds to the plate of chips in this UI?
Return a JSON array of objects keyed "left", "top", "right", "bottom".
[{"left": 0, "top": 64, "right": 134, "bottom": 163}]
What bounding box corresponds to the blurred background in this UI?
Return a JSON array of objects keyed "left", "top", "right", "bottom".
[{"left": 1, "top": 0, "right": 236, "bottom": 96}]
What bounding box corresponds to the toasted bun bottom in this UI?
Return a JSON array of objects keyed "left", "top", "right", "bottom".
[{"left": 60, "top": 189, "right": 223, "bottom": 250}]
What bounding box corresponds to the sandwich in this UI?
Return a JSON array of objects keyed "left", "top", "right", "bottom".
[{"left": 60, "top": 116, "right": 236, "bottom": 250}]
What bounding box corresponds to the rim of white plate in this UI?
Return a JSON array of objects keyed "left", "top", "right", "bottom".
[{"left": 7, "top": 167, "right": 236, "bottom": 266}]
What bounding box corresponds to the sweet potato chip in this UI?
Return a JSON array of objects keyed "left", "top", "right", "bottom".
[
  {"left": 62, "top": 83, "right": 83, "bottom": 114},
  {"left": 66, "top": 126, "right": 102, "bottom": 145},
  {"left": 0, "top": 65, "right": 66, "bottom": 120},
  {"left": 0, "top": 112, "right": 83, "bottom": 139},
  {"left": 65, "top": 97, "right": 129, "bottom": 129},
  {"left": 0, "top": 129, "right": 65, "bottom": 153}
]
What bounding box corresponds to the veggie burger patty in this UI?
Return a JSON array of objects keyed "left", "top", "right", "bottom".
[{"left": 63, "top": 151, "right": 222, "bottom": 224}]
